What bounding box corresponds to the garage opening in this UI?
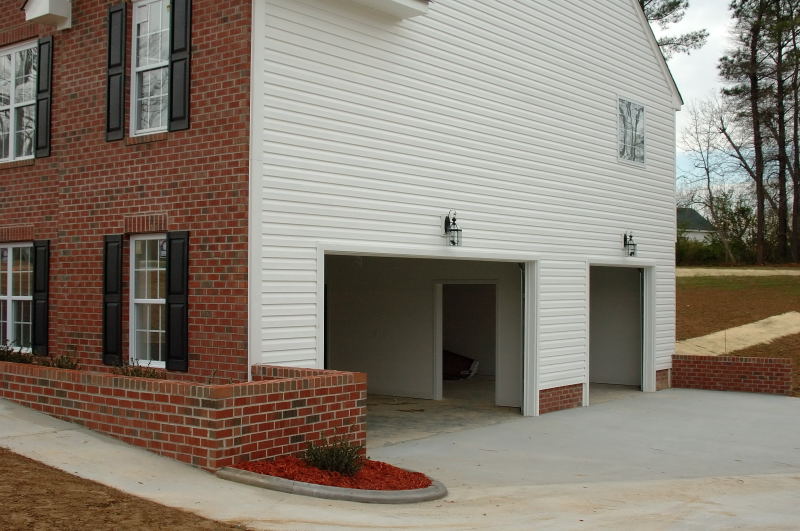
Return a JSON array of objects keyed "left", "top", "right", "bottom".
[
  {"left": 324, "top": 255, "right": 525, "bottom": 446},
  {"left": 589, "top": 266, "right": 643, "bottom": 404}
]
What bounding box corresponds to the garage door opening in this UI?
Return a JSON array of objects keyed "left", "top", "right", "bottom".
[
  {"left": 324, "top": 255, "right": 525, "bottom": 446},
  {"left": 589, "top": 266, "right": 643, "bottom": 404}
]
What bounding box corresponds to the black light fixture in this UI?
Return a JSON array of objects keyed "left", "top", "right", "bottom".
[
  {"left": 623, "top": 231, "right": 637, "bottom": 256},
  {"left": 444, "top": 210, "right": 462, "bottom": 247}
]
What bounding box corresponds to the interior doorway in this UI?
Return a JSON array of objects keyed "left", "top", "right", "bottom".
[
  {"left": 441, "top": 283, "right": 497, "bottom": 405},
  {"left": 589, "top": 266, "right": 643, "bottom": 403}
]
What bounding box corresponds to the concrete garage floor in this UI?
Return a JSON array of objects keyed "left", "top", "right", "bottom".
[
  {"left": 2, "top": 389, "right": 800, "bottom": 530},
  {"left": 368, "top": 380, "right": 641, "bottom": 448},
  {"left": 367, "top": 376, "right": 520, "bottom": 448}
]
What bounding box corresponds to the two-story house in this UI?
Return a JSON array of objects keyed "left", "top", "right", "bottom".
[{"left": 1, "top": 0, "right": 679, "bottom": 417}]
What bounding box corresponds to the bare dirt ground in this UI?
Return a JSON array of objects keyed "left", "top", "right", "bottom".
[
  {"left": 676, "top": 276, "right": 800, "bottom": 340},
  {"left": 0, "top": 448, "right": 241, "bottom": 531},
  {"left": 677, "top": 275, "right": 800, "bottom": 395}
]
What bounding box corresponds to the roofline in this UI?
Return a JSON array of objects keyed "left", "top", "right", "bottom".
[{"left": 631, "top": 0, "right": 684, "bottom": 110}]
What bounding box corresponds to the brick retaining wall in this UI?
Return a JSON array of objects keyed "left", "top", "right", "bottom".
[
  {"left": 0, "top": 362, "right": 366, "bottom": 470},
  {"left": 672, "top": 355, "right": 791, "bottom": 395}
]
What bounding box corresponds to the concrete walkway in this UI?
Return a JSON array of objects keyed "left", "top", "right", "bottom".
[
  {"left": 677, "top": 267, "right": 800, "bottom": 277},
  {"left": 2, "top": 390, "right": 800, "bottom": 529},
  {"left": 676, "top": 311, "right": 800, "bottom": 356}
]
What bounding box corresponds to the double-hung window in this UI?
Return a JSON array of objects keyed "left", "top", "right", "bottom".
[
  {"left": 132, "top": 0, "right": 170, "bottom": 135},
  {"left": 0, "top": 243, "right": 34, "bottom": 349},
  {"left": 130, "top": 234, "right": 167, "bottom": 366},
  {"left": 0, "top": 41, "right": 37, "bottom": 161}
]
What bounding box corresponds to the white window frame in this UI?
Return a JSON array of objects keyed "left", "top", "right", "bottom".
[
  {"left": 129, "top": 233, "right": 167, "bottom": 368},
  {"left": 130, "top": 0, "right": 170, "bottom": 137},
  {"left": 617, "top": 97, "right": 646, "bottom": 165},
  {"left": 0, "top": 242, "right": 34, "bottom": 350},
  {"left": 0, "top": 40, "right": 37, "bottom": 162}
]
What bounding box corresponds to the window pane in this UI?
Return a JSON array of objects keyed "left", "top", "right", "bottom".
[
  {"left": 11, "top": 247, "right": 32, "bottom": 297},
  {"left": 12, "top": 299, "right": 32, "bottom": 348},
  {"left": 134, "top": 302, "right": 166, "bottom": 362},
  {"left": 149, "top": 331, "right": 166, "bottom": 362},
  {"left": 0, "top": 247, "right": 7, "bottom": 296},
  {"left": 135, "top": 270, "right": 148, "bottom": 299},
  {"left": 136, "top": 68, "right": 168, "bottom": 131},
  {"left": 0, "top": 300, "right": 6, "bottom": 345},
  {"left": 134, "top": 239, "right": 147, "bottom": 269},
  {"left": 0, "top": 110, "right": 9, "bottom": 160},
  {"left": 0, "top": 53, "right": 10, "bottom": 107},
  {"left": 14, "top": 104, "right": 35, "bottom": 158},
  {"left": 14, "top": 47, "right": 37, "bottom": 104}
]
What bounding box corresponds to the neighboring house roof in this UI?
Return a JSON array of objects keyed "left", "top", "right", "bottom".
[{"left": 677, "top": 208, "right": 715, "bottom": 232}]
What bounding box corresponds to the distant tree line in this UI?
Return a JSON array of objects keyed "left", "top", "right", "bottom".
[{"left": 680, "top": 0, "right": 800, "bottom": 264}]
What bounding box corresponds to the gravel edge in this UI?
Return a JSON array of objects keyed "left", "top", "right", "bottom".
[{"left": 215, "top": 467, "right": 448, "bottom": 504}]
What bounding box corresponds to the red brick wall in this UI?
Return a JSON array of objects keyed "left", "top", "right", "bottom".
[
  {"left": 0, "top": 0, "right": 252, "bottom": 381},
  {"left": 672, "top": 355, "right": 792, "bottom": 395},
  {"left": 539, "top": 383, "right": 583, "bottom": 414},
  {"left": 0, "top": 361, "right": 367, "bottom": 470},
  {"left": 656, "top": 368, "right": 670, "bottom": 391}
]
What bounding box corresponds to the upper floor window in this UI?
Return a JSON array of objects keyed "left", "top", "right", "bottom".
[
  {"left": 0, "top": 41, "right": 37, "bottom": 162},
  {"left": 0, "top": 243, "right": 33, "bottom": 349},
  {"left": 618, "top": 98, "right": 645, "bottom": 164},
  {"left": 132, "top": 0, "right": 170, "bottom": 135}
]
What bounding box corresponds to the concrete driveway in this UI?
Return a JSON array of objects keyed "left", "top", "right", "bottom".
[{"left": 2, "top": 389, "right": 800, "bottom": 530}]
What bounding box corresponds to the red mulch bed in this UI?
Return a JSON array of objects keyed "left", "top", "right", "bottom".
[{"left": 232, "top": 456, "right": 432, "bottom": 491}]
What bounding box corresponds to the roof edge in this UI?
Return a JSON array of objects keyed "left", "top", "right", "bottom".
[{"left": 631, "top": 0, "right": 684, "bottom": 110}]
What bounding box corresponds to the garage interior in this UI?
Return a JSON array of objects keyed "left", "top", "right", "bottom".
[
  {"left": 324, "top": 255, "right": 525, "bottom": 446},
  {"left": 589, "top": 266, "right": 643, "bottom": 403}
]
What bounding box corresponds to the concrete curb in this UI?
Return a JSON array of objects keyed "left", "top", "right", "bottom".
[{"left": 216, "top": 467, "right": 448, "bottom": 504}]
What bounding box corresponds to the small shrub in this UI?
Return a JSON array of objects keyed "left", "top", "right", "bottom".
[
  {"left": 303, "top": 438, "right": 364, "bottom": 476},
  {"left": 43, "top": 355, "right": 80, "bottom": 370},
  {"left": 0, "top": 342, "right": 35, "bottom": 364},
  {"left": 114, "top": 362, "right": 167, "bottom": 379}
]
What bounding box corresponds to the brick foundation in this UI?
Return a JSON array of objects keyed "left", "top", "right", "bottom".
[
  {"left": 672, "top": 355, "right": 791, "bottom": 395},
  {"left": 0, "top": 362, "right": 366, "bottom": 470},
  {"left": 539, "top": 383, "right": 583, "bottom": 414},
  {"left": 656, "top": 368, "right": 671, "bottom": 391}
]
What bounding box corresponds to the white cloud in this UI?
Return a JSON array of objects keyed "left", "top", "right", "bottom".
[{"left": 653, "top": 0, "right": 734, "bottom": 146}]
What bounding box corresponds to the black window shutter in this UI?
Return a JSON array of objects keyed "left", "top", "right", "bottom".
[
  {"left": 32, "top": 240, "right": 50, "bottom": 356},
  {"left": 35, "top": 36, "right": 53, "bottom": 158},
  {"left": 168, "top": 0, "right": 192, "bottom": 131},
  {"left": 103, "top": 235, "right": 123, "bottom": 366},
  {"left": 106, "top": 4, "right": 126, "bottom": 141},
  {"left": 165, "top": 231, "right": 189, "bottom": 372}
]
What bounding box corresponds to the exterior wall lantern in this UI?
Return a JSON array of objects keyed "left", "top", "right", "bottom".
[
  {"left": 623, "top": 231, "right": 637, "bottom": 256},
  {"left": 444, "top": 210, "right": 462, "bottom": 247}
]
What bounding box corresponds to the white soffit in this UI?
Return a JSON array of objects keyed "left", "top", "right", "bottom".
[
  {"left": 23, "top": 0, "right": 72, "bottom": 30},
  {"left": 347, "top": 0, "right": 428, "bottom": 19}
]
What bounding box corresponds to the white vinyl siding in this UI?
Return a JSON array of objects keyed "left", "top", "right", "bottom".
[{"left": 250, "top": 0, "right": 678, "bottom": 388}]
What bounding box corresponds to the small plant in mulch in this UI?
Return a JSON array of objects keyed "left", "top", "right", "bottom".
[
  {"left": 113, "top": 361, "right": 167, "bottom": 379},
  {"left": 303, "top": 437, "right": 365, "bottom": 476},
  {"left": 232, "top": 455, "right": 432, "bottom": 491},
  {"left": 232, "top": 438, "right": 433, "bottom": 491}
]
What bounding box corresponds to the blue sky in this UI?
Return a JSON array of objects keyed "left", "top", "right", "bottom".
[{"left": 652, "top": 0, "right": 734, "bottom": 173}]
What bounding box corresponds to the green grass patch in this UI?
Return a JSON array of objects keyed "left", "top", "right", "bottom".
[{"left": 677, "top": 276, "right": 800, "bottom": 294}]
